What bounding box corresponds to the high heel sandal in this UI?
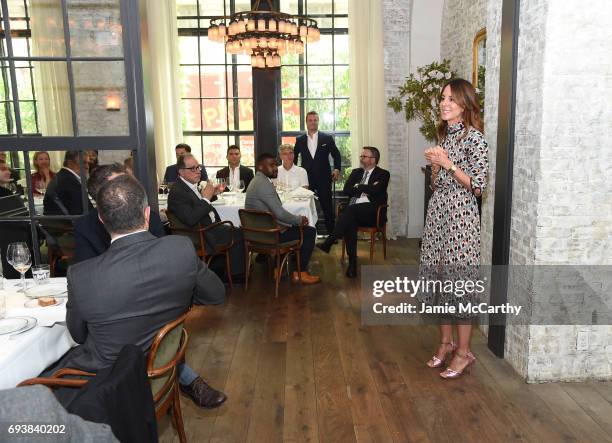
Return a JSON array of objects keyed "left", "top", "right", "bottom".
[
  {"left": 426, "top": 342, "right": 457, "bottom": 368},
  {"left": 439, "top": 351, "right": 476, "bottom": 379}
]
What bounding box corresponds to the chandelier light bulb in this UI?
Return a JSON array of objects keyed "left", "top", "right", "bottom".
[
  {"left": 278, "top": 20, "right": 287, "bottom": 33},
  {"left": 256, "top": 55, "right": 265, "bottom": 68},
  {"left": 269, "top": 19, "right": 277, "bottom": 32},
  {"left": 258, "top": 18, "right": 266, "bottom": 30},
  {"left": 247, "top": 19, "right": 256, "bottom": 31},
  {"left": 251, "top": 55, "right": 257, "bottom": 67},
  {"left": 218, "top": 24, "right": 227, "bottom": 37},
  {"left": 273, "top": 55, "right": 281, "bottom": 67},
  {"left": 299, "top": 25, "right": 307, "bottom": 37},
  {"left": 238, "top": 20, "right": 246, "bottom": 33}
]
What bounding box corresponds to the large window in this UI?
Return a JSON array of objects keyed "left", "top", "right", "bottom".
[
  {"left": 176, "top": 0, "right": 350, "bottom": 177},
  {"left": 280, "top": 0, "right": 350, "bottom": 174},
  {"left": 177, "top": 0, "right": 254, "bottom": 176}
]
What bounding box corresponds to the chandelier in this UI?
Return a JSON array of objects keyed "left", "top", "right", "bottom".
[{"left": 207, "top": 0, "right": 320, "bottom": 69}]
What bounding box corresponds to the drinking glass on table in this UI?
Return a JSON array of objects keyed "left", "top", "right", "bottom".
[
  {"left": 7, "top": 242, "right": 31, "bottom": 294},
  {"left": 215, "top": 177, "right": 227, "bottom": 192},
  {"left": 237, "top": 179, "right": 245, "bottom": 193},
  {"left": 159, "top": 181, "right": 168, "bottom": 195},
  {"left": 32, "top": 264, "right": 50, "bottom": 285}
]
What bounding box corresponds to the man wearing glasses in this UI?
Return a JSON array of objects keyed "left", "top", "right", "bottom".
[
  {"left": 317, "top": 147, "right": 389, "bottom": 278},
  {"left": 167, "top": 154, "right": 245, "bottom": 283}
]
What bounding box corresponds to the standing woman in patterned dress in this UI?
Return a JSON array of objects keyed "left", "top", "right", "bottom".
[{"left": 420, "top": 78, "right": 488, "bottom": 379}]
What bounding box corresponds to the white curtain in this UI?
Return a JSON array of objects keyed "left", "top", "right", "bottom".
[
  {"left": 30, "top": 0, "right": 72, "bottom": 171},
  {"left": 348, "top": 0, "right": 388, "bottom": 169},
  {"left": 145, "top": 0, "right": 183, "bottom": 183}
]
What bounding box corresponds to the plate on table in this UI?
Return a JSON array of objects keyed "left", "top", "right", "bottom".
[
  {"left": 25, "top": 283, "right": 67, "bottom": 299},
  {"left": 8, "top": 316, "right": 37, "bottom": 337},
  {"left": 24, "top": 298, "right": 65, "bottom": 309},
  {"left": 0, "top": 317, "right": 29, "bottom": 335}
]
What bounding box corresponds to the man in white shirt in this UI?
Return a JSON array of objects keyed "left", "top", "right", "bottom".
[
  {"left": 215, "top": 145, "right": 254, "bottom": 192},
  {"left": 276, "top": 144, "right": 309, "bottom": 190}
]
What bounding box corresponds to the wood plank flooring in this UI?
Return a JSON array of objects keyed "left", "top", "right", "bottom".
[{"left": 159, "top": 238, "right": 612, "bottom": 443}]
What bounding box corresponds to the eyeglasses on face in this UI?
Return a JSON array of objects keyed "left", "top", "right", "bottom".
[{"left": 180, "top": 165, "right": 202, "bottom": 172}]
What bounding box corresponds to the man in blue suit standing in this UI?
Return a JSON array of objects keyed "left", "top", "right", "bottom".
[{"left": 293, "top": 111, "right": 341, "bottom": 234}]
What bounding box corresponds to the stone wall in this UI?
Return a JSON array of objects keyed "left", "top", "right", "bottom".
[
  {"left": 440, "top": 0, "right": 487, "bottom": 81},
  {"left": 382, "top": 0, "right": 413, "bottom": 238}
]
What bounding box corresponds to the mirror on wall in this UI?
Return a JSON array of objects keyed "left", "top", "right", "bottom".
[{"left": 472, "top": 28, "right": 486, "bottom": 115}]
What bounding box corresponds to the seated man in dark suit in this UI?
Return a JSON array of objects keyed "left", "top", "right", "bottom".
[
  {"left": 215, "top": 145, "right": 254, "bottom": 192},
  {"left": 163, "top": 143, "right": 207, "bottom": 184},
  {"left": 245, "top": 153, "right": 320, "bottom": 284},
  {"left": 44, "top": 151, "right": 93, "bottom": 215},
  {"left": 317, "top": 146, "right": 390, "bottom": 278},
  {"left": 168, "top": 153, "right": 245, "bottom": 282},
  {"left": 74, "top": 163, "right": 166, "bottom": 263},
  {"left": 51, "top": 174, "right": 228, "bottom": 409}
]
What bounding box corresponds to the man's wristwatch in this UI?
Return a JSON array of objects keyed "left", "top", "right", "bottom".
[{"left": 447, "top": 164, "right": 457, "bottom": 175}]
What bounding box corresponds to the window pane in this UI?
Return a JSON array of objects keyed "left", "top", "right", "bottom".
[
  {"left": 236, "top": 65, "right": 253, "bottom": 97},
  {"left": 336, "top": 135, "right": 351, "bottom": 168},
  {"left": 238, "top": 99, "right": 253, "bottom": 131},
  {"left": 282, "top": 135, "right": 297, "bottom": 147},
  {"left": 182, "top": 135, "right": 202, "bottom": 162},
  {"left": 202, "top": 135, "right": 229, "bottom": 167},
  {"left": 179, "top": 36, "right": 199, "bottom": 64},
  {"left": 0, "top": 102, "right": 16, "bottom": 135},
  {"left": 30, "top": 61, "right": 73, "bottom": 136},
  {"left": 282, "top": 66, "right": 301, "bottom": 98},
  {"left": 181, "top": 98, "right": 201, "bottom": 131},
  {"left": 200, "top": 0, "right": 225, "bottom": 16},
  {"left": 307, "top": 34, "right": 333, "bottom": 65},
  {"left": 180, "top": 66, "right": 200, "bottom": 98},
  {"left": 15, "top": 67, "right": 34, "bottom": 100},
  {"left": 239, "top": 135, "right": 255, "bottom": 167},
  {"left": 202, "top": 98, "right": 228, "bottom": 131},
  {"left": 335, "top": 17, "right": 348, "bottom": 29},
  {"left": 307, "top": 66, "right": 333, "bottom": 98},
  {"left": 280, "top": 0, "right": 299, "bottom": 14},
  {"left": 307, "top": 0, "right": 333, "bottom": 14},
  {"left": 335, "top": 99, "right": 349, "bottom": 131},
  {"left": 21, "top": 0, "right": 66, "bottom": 57},
  {"left": 335, "top": 0, "right": 348, "bottom": 14},
  {"left": 19, "top": 101, "right": 38, "bottom": 134},
  {"left": 234, "top": 0, "right": 252, "bottom": 12},
  {"left": 282, "top": 100, "right": 301, "bottom": 132},
  {"left": 305, "top": 99, "right": 334, "bottom": 131},
  {"left": 334, "top": 34, "right": 349, "bottom": 64},
  {"left": 176, "top": 0, "right": 198, "bottom": 16},
  {"left": 201, "top": 37, "right": 226, "bottom": 64},
  {"left": 335, "top": 65, "right": 349, "bottom": 97},
  {"left": 201, "top": 66, "right": 227, "bottom": 98},
  {"left": 67, "top": 0, "right": 123, "bottom": 57},
  {"left": 73, "top": 61, "right": 128, "bottom": 136},
  {"left": 282, "top": 52, "right": 301, "bottom": 66}
]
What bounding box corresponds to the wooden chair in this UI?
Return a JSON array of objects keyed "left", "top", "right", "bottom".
[
  {"left": 338, "top": 203, "right": 389, "bottom": 263},
  {"left": 166, "top": 209, "right": 235, "bottom": 288},
  {"left": 239, "top": 209, "right": 303, "bottom": 298},
  {"left": 18, "top": 312, "right": 190, "bottom": 443}
]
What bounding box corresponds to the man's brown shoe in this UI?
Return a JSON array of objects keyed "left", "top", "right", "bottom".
[
  {"left": 179, "top": 377, "right": 227, "bottom": 409},
  {"left": 292, "top": 271, "right": 321, "bottom": 284}
]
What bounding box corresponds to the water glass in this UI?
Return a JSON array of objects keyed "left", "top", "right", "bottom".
[{"left": 32, "top": 265, "right": 50, "bottom": 285}]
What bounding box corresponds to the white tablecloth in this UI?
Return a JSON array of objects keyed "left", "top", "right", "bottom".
[
  {"left": 0, "top": 278, "right": 75, "bottom": 389},
  {"left": 159, "top": 194, "right": 318, "bottom": 228}
]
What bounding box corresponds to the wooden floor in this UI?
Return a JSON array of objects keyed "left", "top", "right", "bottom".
[{"left": 159, "top": 238, "right": 612, "bottom": 443}]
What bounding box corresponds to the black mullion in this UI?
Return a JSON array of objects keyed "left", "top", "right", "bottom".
[
  {"left": 1, "top": 0, "right": 24, "bottom": 137},
  {"left": 197, "top": 0, "right": 205, "bottom": 162},
  {"left": 0, "top": 42, "right": 14, "bottom": 134},
  {"left": 298, "top": 0, "right": 305, "bottom": 131},
  {"left": 22, "top": 0, "right": 39, "bottom": 134},
  {"left": 331, "top": 0, "right": 336, "bottom": 132}
]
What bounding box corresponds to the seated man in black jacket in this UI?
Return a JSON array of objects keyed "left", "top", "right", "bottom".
[
  {"left": 44, "top": 151, "right": 93, "bottom": 215},
  {"left": 168, "top": 153, "right": 245, "bottom": 282},
  {"left": 317, "top": 146, "right": 390, "bottom": 278},
  {"left": 73, "top": 163, "right": 166, "bottom": 263}
]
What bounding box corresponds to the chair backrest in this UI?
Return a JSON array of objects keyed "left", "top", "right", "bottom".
[
  {"left": 239, "top": 209, "right": 279, "bottom": 245},
  {"left": 166, "top": 209, "right": 205, "bottom": 254},
  {"left": 146, "top": 312, "right": 189, "bottom": 405}
]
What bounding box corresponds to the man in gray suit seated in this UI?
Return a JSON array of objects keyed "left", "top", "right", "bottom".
[
  {"left": 245, "top": 153, "right": 320, "bottom": 284},
  {"left": 51, "top": 174, "right": 228, "bottom": 409}
]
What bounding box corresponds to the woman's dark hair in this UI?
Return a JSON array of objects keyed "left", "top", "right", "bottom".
[
  {"left": 436, "top": 78, "right": 483, "bottom": 143},
  {"left": 97, "top": 174, "right": 148, "bottom": 235}
]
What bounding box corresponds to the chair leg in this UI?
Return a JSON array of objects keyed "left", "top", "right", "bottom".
[
  {"left": 225, "top": 251, "right": 233, "bottom": 289},
  {"left": 171, "top": 383, "right": 187, "bottom": 443},
  {"left": 244, "top": 246, "right": 251, "bottom": 292},
  {"left": 295, "top": 249, "right": 302, "bottom": 284},
  {"left": 369, "top": 231, "right": 375, "bottom": 263},
  {"left": 382, "top": 228, "right": 387, "bottom": 260},
  {"left": 275, "top": 254, "right": 281, "bottom": 298}
]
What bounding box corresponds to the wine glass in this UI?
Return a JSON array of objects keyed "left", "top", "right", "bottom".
[
  {"left": 159, "top": 180, "right": 168, "bottom": 195},
  {"left": 215, "top": 177, "right": 227, "bottom": 192},
  {"left": 237, "top": 180, "right": 245, "bottom": 193},
  {"left": 7, "top": 242, "right": 31, "bottom": 294}
]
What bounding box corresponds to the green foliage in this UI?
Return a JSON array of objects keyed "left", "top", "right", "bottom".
[
  {"left": 388, "top": 59, "right": 456, "bottom": 143},
  {"left": 388, "top": 60, "right": 486, "bottom": 143}
]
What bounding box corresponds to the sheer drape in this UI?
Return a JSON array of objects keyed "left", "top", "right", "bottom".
[{"left": 348, "top": 0, "right": 388, "bottom": 169}]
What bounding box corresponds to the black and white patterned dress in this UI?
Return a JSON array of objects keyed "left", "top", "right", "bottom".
[{"left": 418, "top": 121, "right": 489, "bottom": 317}]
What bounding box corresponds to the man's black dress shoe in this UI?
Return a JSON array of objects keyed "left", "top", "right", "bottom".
[
  {"left": 179, "top": 377, "right": 227, "bottom": 409},
  {"left": 345, "top": 258, "right": 357, "bottom": 278},
  {"left": 316, "top": 236, "right": 335, "bottom": 253}
]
